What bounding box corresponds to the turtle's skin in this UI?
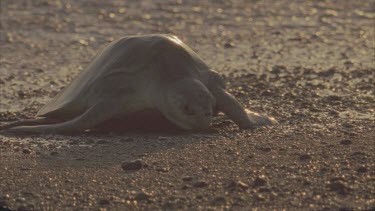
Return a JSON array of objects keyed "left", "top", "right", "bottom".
[{"left": 2, "top": 34, "right": 277, "bottom": 134}]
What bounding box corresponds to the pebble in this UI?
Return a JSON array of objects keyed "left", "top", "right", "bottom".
[
  {"left": 327, "top": 181, "right": 351, "bottom": 195},
  {"left": 96, "top": 139, "right": 109, "bottom": 145},
  {"left": 121, "top": 160, "right": 143, "bottom": 171},
  {"left": 257, "top": 147, "right": 272, "bottom": 152},
  {"left": 50, "top": 151, "right": 59, "bottom": 156},
  {"left": 134, "top": 192, "right": 151, "bottom": 201},
  {"left": 253, "top": 177, "right": 268, "bottom": 187},
  {"left": 182, "top": 176, "right": 193, "bottom": 182},
  {"left": 299, "top": 154, "right": 312, "bottom": 161},
  {"left": 98, "top": 199, "right": 110, "bottom": 205},
  {"left": 224, "top": 42, "right": 235, "bottom": 48},
  {"left": 356, "top": 166, "right": 367, "bottom": 173},
  {"left": 193, "top": 180, "right": 209, "bottom": 188},
  {"left": 22, "top": 149, "right": 31, "bottom": 154},
  {"left": 211, "top": 196, "right": 226, "bottom": 205},
  {"left": 340, "top": 139, "right": 352, "bottom": 145}
]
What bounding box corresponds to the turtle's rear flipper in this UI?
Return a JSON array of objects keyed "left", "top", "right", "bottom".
[
  {"left": 0, "top": 118, "right": 61, "bottom": 131},
  {"left": 6, "top": 101, "right": 122, "bottom": 134}
]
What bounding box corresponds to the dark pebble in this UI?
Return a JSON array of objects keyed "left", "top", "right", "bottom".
[
  {"left": 50, "top": 151, "right": 59, "bottom": 156},
  {"left": 121, "top": 160, "right": 143, "bottom": 171},
  {"left": 226, "top": 180, "right": 249, "bottom": 191},
  {"left": 340, "top": 139, "right": 352, "bottom": 145},
  {"left": 257, "top": 147, "right": 272, "bottom": 152},
  {"left": 299, "top": 154, "right": 312, "bottom": 161},
  {"left": 261, "top": 90, "right": 273, "bottom": 97},
  {"left": 98, "top": 199, "right": 110, "bottom": 205},
  {"left": 193, "top": 180, "right": 209, "bottom": 188},
  {"left": 96, "top": 139, "right": 109, "bottom": 145},
  {"left": 255, "top": 194, "right": 266, "bottom": 201},
  {"left": 224, "top": 42, "right": 235, "bottom": 48},
  {"left": 134, "top": 192, "right": 151, "bottom": 201},
  {"left": 182, "top": 176, "right": 193, "bottom": 182},
  {"left": 325, "top": 95, "right": 342, "bottom": 102},
  {"left": 22, "top": 149, "right": 31, "bottom": 154},
  {"left": 356, "top": 166, "right": 368, "bottom": 173},
  {"left": 211, "top": 196, "right": 226, "bottom": 205},
  {"left": 156, "top": 167, "right": 169, "bottom": 173},
  {"left": 120, "top": 138, "right": 134, "bottom": 142},
  {"left": 253, "top": 177, "right": 267, "bottom": 187},
  {"left": 327, "top": 181, "right": 351, "bottom": 195}
]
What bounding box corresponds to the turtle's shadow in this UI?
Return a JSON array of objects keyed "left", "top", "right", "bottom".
[{"left": 0, "top": 116, "right": 226, "bottom": 168}]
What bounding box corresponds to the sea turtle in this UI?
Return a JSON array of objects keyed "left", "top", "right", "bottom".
[{"left": 2, "top": 34, "right": 277, "bottom": 134}]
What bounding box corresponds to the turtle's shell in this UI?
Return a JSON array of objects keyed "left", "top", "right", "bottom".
[{"left": 38, "top": 34, "right": 210, "bottom": 119}]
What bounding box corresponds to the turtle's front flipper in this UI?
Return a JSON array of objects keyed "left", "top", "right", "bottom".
[
  {"left": 210, "top": 87, "right": 277, "bottom": 129},
  {"left": 7, "top": 101, "right": 121, "bottom": 134}
]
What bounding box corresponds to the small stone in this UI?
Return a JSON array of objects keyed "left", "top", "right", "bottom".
[
  {"left": 325, "top": 95, "right": 342, "bottom": 102},
  {"left": 356, "top": 166, "right": 367, "bottom": 173},
  {"left": 224, "top": 42, "right": 235, "bottom": 48},
  {"left": 237, "top": 181, "right": 249, "bottom": 190},
  {"left": 158, "top": 136, "right": 171, "bottom": 140},
  {"left": 193, "top": 180, "right": 209, "bottom": 188},
  {"left": 98, "top": 199, "right": 110, "bottom": 205},
  {"left": 50, "top": 151, "right": 59, "bottom": 156},
  {"left": 181, "top": 184, "right": 191, "bottom": 190},
  {"left": 257, "top": 147, "right": 272, "bottom": 152},
  {"left": 253, "top": 177, "right": 267, "bottom": 187},
  {"left": 96, "top": 139, "right": 109, "bottom": 145},
  {"left": 182, "top": 176, "right": 193, "bottom": 182},
  {"left": 340, "top": 139, "right": 352, "bottom": 145},
  {"left": 120, "top": 138, "right": 134, "bottom": 142},
  {"left": 299, "top": 154, "right": 312, "bottom": 161},
  {"left": 22, "top": 149, "right": 31, "bottom": 154},
  {"left": 255, "top": 194, "right": 266, "bottom": 201},
  {"left": 156, "top": 167, "right": 169, "bottom": 173},
  {"left": 121, "top": 160, "right": 142, "bottom": 171},
  {"left": 327, "top": 181, "right": 351, "bottom": 195},
  {"left": 258, "top": 187, "right": 271, "bottom": 192},
  {"left": 211, "top": 196, "right": 226, "bottom": 205},
  {"left": 134, "top": 192, "right": 151, "bottom": 201},
  {"left": 261, "top": 90, "right": 273, "bottom": 97}
]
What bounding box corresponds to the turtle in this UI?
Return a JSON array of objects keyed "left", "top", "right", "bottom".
[{"left": 2, "top": 34, "right": 277, "bottom": 134}]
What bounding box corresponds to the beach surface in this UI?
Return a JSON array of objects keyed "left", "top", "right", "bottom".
[{"left": 0, "top": 0, "right": 374, "bottom": 210}]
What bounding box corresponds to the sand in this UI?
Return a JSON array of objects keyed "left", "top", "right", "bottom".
[{"left": 0, "top": 0, "right": 374, "bottom": 210}]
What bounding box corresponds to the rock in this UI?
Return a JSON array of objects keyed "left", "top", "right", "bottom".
[
  {"left": 193, "top": 180, "right": 209, "bottom": 188},
  {"left": 50, "top": 151, "right": 59, "bottom": 156},
  {"left": 257, "top": 147, "right": 272, "bottom": 152},
  {"left": 340, "top": 139, "right": 352, "bottom": 145},
  {"left": 156, "top": 167, "right": 169, "bottom": 173},
  {"left": 182, "top": 176, "right": 193, "bottom": 182},
  {"left": 121, "top": 160, "right": 143, "bottom": 171},
  {"left": 22, "top": 149, "right": 31, "bottom": 154},
  {"left": 98, "top": 199, "right": 110, "bottom": 205},
  {"left": 356, "top": 166, "right": 367, "bottom": 173},
  {"left": 226, "top": 180, "right": 249, "bottom": 191},
  {"left": 253, "top": 176, "right": 267, "bottom": 187},
  {"left": 96, "top": 139, "right": 109, "bottom": 145},
  {"left": 327, "top": 181, "right": 352, "bottom": 195},
  {"left": 237, "top": 181, "right": 249, "bottom": 190},
  {"left": 211, "top": 196, "right": 226, "bottom": 205},
  {"left": 134, "top": 192, "right": 151, "bottom": 201},
  {"left": 224, "top": 42, "right": 235, "bottom": 48},
  {"left": 325, "top": 95, "right": 342, "bottom": 102},
  {"left": 299, "top": 154, "right": 312, "bottom": 161}
]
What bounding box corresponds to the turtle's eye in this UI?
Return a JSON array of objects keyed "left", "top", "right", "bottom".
[{"left": 183, "top": 104, "right": 195, "bottom": 116}]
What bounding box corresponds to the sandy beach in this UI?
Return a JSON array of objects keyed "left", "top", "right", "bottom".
[{"left": 0, "top": 0, "right": 374, "bottom": 210}]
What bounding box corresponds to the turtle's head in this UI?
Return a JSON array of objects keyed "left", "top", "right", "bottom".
[{"left": 161, "top": 78, "right": 215, "bottom": 130}]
